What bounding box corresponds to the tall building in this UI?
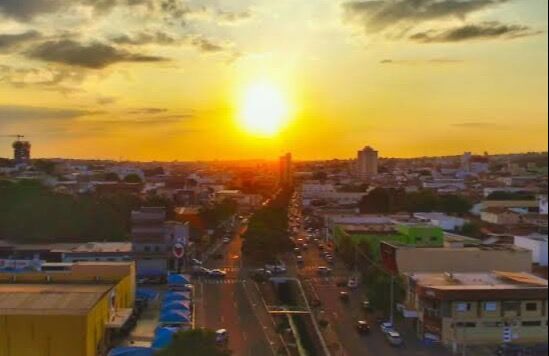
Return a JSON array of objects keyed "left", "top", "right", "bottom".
[
  {"left": 279, "top": 152, "right": 293, "bottom": 187},
  {"left": 461, "top": 152, "right": 472, "bottom": 172},
  {"left": 357, "top": 146, "right": 378, "bottom": 179},
  {"left": 12, "top": 140, "right": 31, "bottom": 165}
]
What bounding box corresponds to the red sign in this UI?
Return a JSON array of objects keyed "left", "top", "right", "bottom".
[{"left": 172, "top": 243, "right": 185, "bottom": 259}]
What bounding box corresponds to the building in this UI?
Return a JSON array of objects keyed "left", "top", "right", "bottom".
[
  {"left": 381, "top": 242, "right": 533, "bottom": 275},
  {"left": 403, "top": 271, "right": 548, "bottom": 348},
  {"left": 539, "top": 195, "right": 548, "bottom": 215},
  {"left": 0, "top": 262, "right": 135, "bottom": 356},
  {"left": 12, "top": 140, "right": 31, "bottom": 165},
  {"left": 414, "top": 213, "right": 468, "bottom": 232},
  {"left": 279, "top": 153, "right": 293, "bottom": 187},
  {"left": 514, "top": 234, "right": 548, "bottom": 267},
  {"left": 481, "top": 208, "right": 521, "bottom": 225},
  {"left": 131, "top": 207, "right": 190, "bottom": 279},
  {"left": 357, "top": 146, "right": 378, "bottom": 179}
]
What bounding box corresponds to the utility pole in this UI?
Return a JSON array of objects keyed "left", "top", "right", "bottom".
[{"left": 390, "top": 275, "right": 395, "bottom": 324}]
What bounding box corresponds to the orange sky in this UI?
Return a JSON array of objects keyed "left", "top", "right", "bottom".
[{"left": 0, "top": 0, "right": 547, "bottom": 161}]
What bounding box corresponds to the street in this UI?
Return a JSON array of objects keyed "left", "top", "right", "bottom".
[{"left": 194, "top": 224, "right": 280, "bottom": 356}]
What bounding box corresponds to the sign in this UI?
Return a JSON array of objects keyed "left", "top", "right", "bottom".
[
  {"left": 172, "top": 242, "right": 185, "bottom": 259},
  {"left": 0, "top": 259, "right": 42, "bottom": 271}
]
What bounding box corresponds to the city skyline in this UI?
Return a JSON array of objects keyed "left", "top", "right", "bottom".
[{"left": 0, "top": 0, "right": 548, "bottom": 161}]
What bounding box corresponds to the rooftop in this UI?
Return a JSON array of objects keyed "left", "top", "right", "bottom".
[{"left": 0, "top": 284, "right": 113, "bottom": 315}]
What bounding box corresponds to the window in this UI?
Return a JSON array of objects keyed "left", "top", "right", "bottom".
[
  {"left": 522, "top": 321, "right": 542, "bottom": 327},
  {"left": 455, "top": 322, "right": 477, "bottom": 328},
  {"left": 154, "top": 246, "right": 161, "bottom": 253},
  {"left": 484, "top": 302, "right": 498, "bottom": 312},
  {"left": 526, "top": 303, "right": 538, "bottom": 312},
  {"left": 456, "top": 303, "right": 472, "bottom": 312},
  {"left": 144, "top": 246, "right": 151, "bottom": 252},
  {"left": 483, "top": 322, "right": 502, "bottom": 328}
]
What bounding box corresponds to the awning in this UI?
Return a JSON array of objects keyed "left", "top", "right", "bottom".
[
  {"left": 162, "top": 300, "right": 191, "bottom": 312},
  {"left": 167, "top": 274, "right": 191, "bottom": 285},
  {"left": 152, "top": 327, "right": 179, "bottom": 349},
  {"left": 136, "top": 288, "right": 159, "bottom": 301},
  {"left": 108, "top": 347, "right": 154, "bottom": 356},
  {"left": 107, "top": 309, "right": 133, "bottom": 329},
  {"left": 164, "top": 291, "right": 191, "bottom": 302},
  {"left": 159, "top": 310, "right": 192, "bottom": 324}
]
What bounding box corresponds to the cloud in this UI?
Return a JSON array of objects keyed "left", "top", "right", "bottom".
[
  {"left": 0, "top": 64, "right": 86, "bottom": 92},
  {"left": 111, "top": 31, "right": 177, "bottom": 46},
  {"left": 410, "top": 22, "right": 542, "bottom": 42},
  {"left": 216, "top": 10, "right": 252, "bottom": 24},
  {"left": 0, "top": 105, "right": 98, "bottom": 120},
  {"left": 26, "top": 39, "right": 167, "bottom": 69},
  {"left": 343, "top": 0, "right": 508, "bottom": 33},
  {"left": 0, "top": 30, "right": 42, "bottom": 52},
  {"left": 190, "top": 37, "right": 226, "bottom": 53},
  {"left": 97, "top": 96, "right": 117, "bottom": 105},
  {"left": 129, "top": 108, "right": 169, "bottom": 114}
]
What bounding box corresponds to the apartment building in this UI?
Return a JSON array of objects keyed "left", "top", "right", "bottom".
[{"left": 403, "top": 271, "right": 548, "bottom": 348}]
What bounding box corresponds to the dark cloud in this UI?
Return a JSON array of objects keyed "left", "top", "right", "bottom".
[
  {"left": 97, "top": 96, "right": 117, "bottom": 105},
  {"left": 0, "top": 105, "right": 98, "bottom": 120},
  {"left": 191, "top": 37, "right": 225, "bottom": 53},
  {"left": 0, "top": 30, "right": 42, "bottom": 52},
  {"left": 129, "top": 108, "right": 169, "bottom": 114},
  {"left": 216, "top": 10, "right": 252, "bottom": 24},
  {"left": 111, "top": 31, "right": 177, "bottom": 46},
  {"left": 342, "top": 0, "right": 509, "bottom": 33},
  {"left": 26, "top": 39, "right": 167, "bottom": 69},
  {"left": 410, "top": 22, "right": 541, "bottom": 42},
  {"left": 0, "top": 64, "right": 86, "bottom": 91},
  {"left": 0, "top": 0, "right": 152, "bottom": 21}
]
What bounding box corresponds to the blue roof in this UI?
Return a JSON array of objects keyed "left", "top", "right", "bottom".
[
  {"left": 108, "top": 347, "right": 154, "bottom": 356},
  {"left": 159, "top": 310, "right": 191, "bottom": 324},
  {"left": 167, "top": 274, "right": 191, "bottom": 285},
  {"left": 136, "top": 288, "right": 159, "bottom": 300},
  {"left": 152, "top": 327, "right": 179, "bottom": 350}
]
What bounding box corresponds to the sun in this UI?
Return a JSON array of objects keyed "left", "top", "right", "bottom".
[{"left": 240, "top": 82, "right": 289, "bottom": 136}]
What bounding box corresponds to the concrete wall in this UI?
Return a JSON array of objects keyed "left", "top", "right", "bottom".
[{"left": 515, "top": 236, "right": 549, "bottom": 267}]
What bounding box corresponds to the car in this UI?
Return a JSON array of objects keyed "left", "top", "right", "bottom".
[
  {"left": 192, "top": 266, "right": 211, "bottom": 277},
  {"left": 294, "top": 247, "right": 301, "bottom": 254},
  {"left": 380, "top": 322, "right": 394, "bottom": 334},
  {"left": 386, "top": 331, "right": 404, "bottom": 347},
  {"left": 326, "top": 256, "right": 334, "bottom": 265},
  {"left": 223, "top": 237, "right": 231, "bottom": 244},
  {"left": 356, "top": 320, "right": 371, "bottom": 334},
  {"left": 362, "top": 300, "right": 372, "bottom": 311},
  {"left": 190, "top": 258, "right": 203, "bottom": 266},
  {"left": 296, "top": 255, "right": 304, "bottom": 264},
  {"left": 302, "top": 243, "right": 309, "bottom": 250},
  {"left": 209, "top": 269, "right": 227, "bottom": 278},
  {"left": 339, "top": 291, "right": 350, "bottom": 302},
  {"left": 347, "top": 277, "right": 359, "bottom": 289},
  {"left": 317, "top": 266, "right": 332, "bottom": 275},
  {"left": 215, "top": 329, "right": 229, "bottom": 344}
]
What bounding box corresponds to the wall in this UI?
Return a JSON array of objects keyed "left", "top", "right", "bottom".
[{"left": 514, "top": 236, "right": 549, "bottom": 267}]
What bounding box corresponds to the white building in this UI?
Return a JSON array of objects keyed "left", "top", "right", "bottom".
[
  {"left": 514, "top": 234, "right": 549, "bottom": 266},
  {"left": 357, "top": 146, "right": 379, "bottom": 179},
  {"left": 414, "top": 212, "right": 468, "bottom": 232},
  {"left": 539, "top": 195, "right": 548, "bottom": 215}
]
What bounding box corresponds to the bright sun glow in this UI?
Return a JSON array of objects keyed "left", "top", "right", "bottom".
[{"left": 240, "top": 82, "right": 289, "bottom": 136}]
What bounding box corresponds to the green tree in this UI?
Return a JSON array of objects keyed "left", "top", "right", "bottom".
[
  {"left": 104, "top": 172, "right": 120, "bottom": 182},
  {"left": 157, "top": 329, "right": 231, "bottom": 356}
]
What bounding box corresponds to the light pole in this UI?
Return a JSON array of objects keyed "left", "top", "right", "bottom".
[{"left": 390, "top": 275, "right": 395, "bottom": 324}]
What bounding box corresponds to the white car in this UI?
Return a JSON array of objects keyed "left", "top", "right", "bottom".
[
  {"left": 380, "top": 322, "right": 394, "bottom": 334},
  {"left": 347, "top": 277, "right": 359, "bottom": 289},
  {"left": 223, "top": 237, "right": 231, "bottom": 244},
  {"left": 209, "top": 269, "right": 227, "bottom": 278},
  {"left": 317, "top": 266, "right": 332, "bottom": 275},
  {"left": 386, "top": 331, "right": 404, "bottom": 347}
]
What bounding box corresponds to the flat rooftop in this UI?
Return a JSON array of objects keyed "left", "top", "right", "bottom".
[
  {"left": 0, "top": 284, "right": 113, "bottom": 316},
  {"left": 409, "top": 272, "right": 548, "bottom": 291}
]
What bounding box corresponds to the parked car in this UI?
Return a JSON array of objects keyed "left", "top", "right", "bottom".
[
  {"left": 362, "top": 299, "right": 372, "bottom": 311},
  {"left": 223, "top": 237, "right": 231, "bottom": 244},
  {"left": 380, "top": 321, "right": 394, "bottom": 334},
  {"left": 209, "top": 269, "right": 227, "bottom": 278},
  {"left": 296, "top": 255, "right": 304, "bottom": 265},
  {"left": 192, "top": 266, "right": 211, "bottom": 277},
  {"left": 190, "top": 258, "right": 203, "bottom": 266},
  {"left": 356, "top": 320, "right": 371, "bottom": 335},
  {"left": 386, "top": 331, "right": 404, "bottom": 347},
  {"left": 339, "top": 291, "right": 350, "bottom": 303}
]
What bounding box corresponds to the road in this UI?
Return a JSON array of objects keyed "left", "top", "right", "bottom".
[{"left": 194, "top": 224, "right": 279, "bottom": 356}]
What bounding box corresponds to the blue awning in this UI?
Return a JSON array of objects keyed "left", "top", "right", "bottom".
[
  {"left": 162, "top": 300, "right": 191, "bottom": 312},
  {"left": 159, "top": 310, "right": 192, "bottom": 324},
  {"left": 152, "top": 327, "right": 179, "bottom": 349},
  {"left": 167, "top": 274, "right": 191, "bottom": 285},
  {"left": 108, "top": 347, "right": 154, "bottom": 356},
  {"left": 164, "top": 291, "right": 191, "bottom": 302}
]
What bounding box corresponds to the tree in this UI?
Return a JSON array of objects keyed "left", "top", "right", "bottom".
[
  {"left": 359, "top": 187, "right": 393, "bottom": 213},
  {"left": 157, "top": 329, "right": 231, "bottom": 356},
  {"left": 104, "top": 172, "right": 120, "bottom": 182},
  {"left": 123, "top": 174, "right": 143, "bottom": 183},
  {"left": 312, "top": 171, "right": 328, "bottom": 181}
]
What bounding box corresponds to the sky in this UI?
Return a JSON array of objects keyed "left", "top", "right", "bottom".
[{"left": 0, "top": 0, "right": 547, "bottom": 161}]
